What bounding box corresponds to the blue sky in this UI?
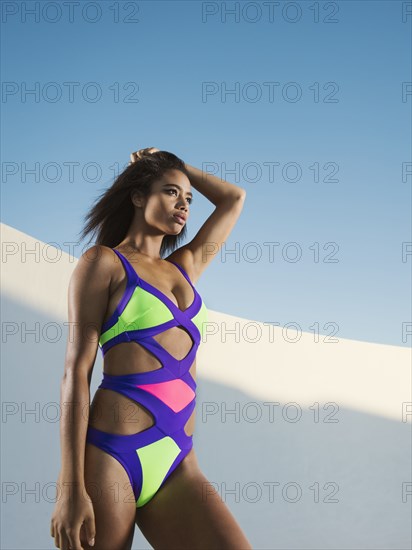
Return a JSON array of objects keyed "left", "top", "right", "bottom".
[{"left": 2, "top": 0, "right": 411, "bottom": 347}]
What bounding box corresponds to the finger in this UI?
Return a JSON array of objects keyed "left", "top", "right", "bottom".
[
  {"left": 67, "top": 524, "right": 83, "bottom": 550},
  {"left": 53, "top": 527, "right": 62, "bottom": 548},
  {"left": 60, "top": 529, "right": 70, "bottom": 550},
  {"left": 56, "top": 529, "right": 69, "bottom": 550},
  {"left": 83, "top": 514, "right": 96, "bottom": 547}
]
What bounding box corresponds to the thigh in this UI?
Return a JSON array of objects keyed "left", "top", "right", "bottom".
[
  {"left": 134, "top": 448, "right": 252, "bottom": 550},
  {"left": 82, "top": 442, "right": 137, "bottom": 550}
]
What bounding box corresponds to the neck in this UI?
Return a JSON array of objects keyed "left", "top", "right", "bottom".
[{"left": 121, "top": 242, "right": 162, "bottom": 261}]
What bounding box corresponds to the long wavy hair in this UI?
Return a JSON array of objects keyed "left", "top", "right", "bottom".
[{"left": 77, "top": 150, "right": 190, "bottom": 258}]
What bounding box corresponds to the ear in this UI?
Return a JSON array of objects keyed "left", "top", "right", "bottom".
[{"left": 131, "top": 189, "right": 145, "bottom": 208}]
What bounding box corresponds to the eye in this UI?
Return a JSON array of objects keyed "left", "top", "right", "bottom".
[{"left": 166, "top": 188, "right": 192, "bottom": 205}]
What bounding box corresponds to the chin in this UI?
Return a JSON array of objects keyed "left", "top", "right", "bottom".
[{"left": 165, "top": 228, "right": 182, "bottom": 236}]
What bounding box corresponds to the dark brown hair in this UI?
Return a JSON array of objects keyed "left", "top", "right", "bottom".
[{"left": 77, "top": 150, "right": 190, "bottom": 258}]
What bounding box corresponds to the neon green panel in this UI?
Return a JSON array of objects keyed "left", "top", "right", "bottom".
[
  {"left": 99, "top": 287, "right": 174, "bottom": 346},
  {"left": 192, "top": 301, "right": 208, "bottom": 337},
  {"left": 135, "top": 436, "right": 181, "bottom": 507}
]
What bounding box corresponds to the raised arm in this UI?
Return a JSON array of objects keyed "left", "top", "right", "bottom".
[
  {"left": 51, "top": 244, "right": 113, "bottom": 550},
  {"left": 168, "top": 162, "right": 246, "bottom": 283}
]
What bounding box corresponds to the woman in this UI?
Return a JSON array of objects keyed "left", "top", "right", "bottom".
[{"left": 50, "top": 148, "right": 251, "bottom": 550}]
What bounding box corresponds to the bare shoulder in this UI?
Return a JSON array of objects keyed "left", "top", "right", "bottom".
[
  {"left": 69, "top": 244, "right": 118, "bottom": 308},
  {"left": 75, "top": 244, "right": 117, "bottom": 277}
]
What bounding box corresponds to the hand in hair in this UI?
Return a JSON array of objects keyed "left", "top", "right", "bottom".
[{"left": 129, "top": 147, "right": 160, "bottom": 164}]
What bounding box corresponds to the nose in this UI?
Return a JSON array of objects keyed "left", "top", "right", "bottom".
[{"left": 177, "top": 198, "right": 188, "bottom": 210}]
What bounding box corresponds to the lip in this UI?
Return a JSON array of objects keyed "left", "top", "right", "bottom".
[{"left": 173, "top": 214, "right": 186, "bottom": 225}]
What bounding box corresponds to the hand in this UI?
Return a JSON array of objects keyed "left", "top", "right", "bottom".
[
  {"left": 50, "top": 486, "right": 96, "bottom": 550},
  {"left": 129, "top": 147, "right": 160, "bottom": 164}
]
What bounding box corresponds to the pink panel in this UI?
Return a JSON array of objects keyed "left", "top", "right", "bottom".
[{"left": 136, "top": 379, "right": 195, "bottom": 412}]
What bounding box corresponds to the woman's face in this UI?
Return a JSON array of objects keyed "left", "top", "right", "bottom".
[{"left": 136, "top": 169, "right": 192, "bottom": 234}]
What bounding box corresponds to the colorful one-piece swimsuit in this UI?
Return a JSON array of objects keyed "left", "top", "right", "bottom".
[{"left": 86, "top": 248, "right": 208, "bottom": 508}]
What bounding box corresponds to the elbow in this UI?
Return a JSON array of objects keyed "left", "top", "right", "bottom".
[
  {"left": 228, "top": 189, "right": 247, "bottom": 203},
  {"left": 233, "top": 189, "right": 246, "bottom": 203},
  {"left": 61, "top": 364, "right": 91, "bottom": 386}
]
